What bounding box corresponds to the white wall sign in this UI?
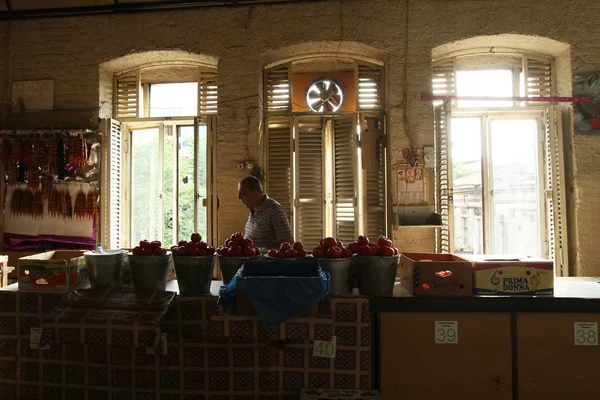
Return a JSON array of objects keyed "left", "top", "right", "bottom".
[
  {"left": 435, "top": 321, "right": 458, "bottom": 344},
  {"left": 12, "top": 79, "right": 54, "bottom": 112},
  {"left": 313, "top": 336, "right": 337, "bottom": 358},
  {"left": 574, "top": 322, "right": 598, "bottom": 346}
]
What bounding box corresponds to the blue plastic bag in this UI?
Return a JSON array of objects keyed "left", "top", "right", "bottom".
[{"left": 225, "top": 258, "right": 330, "bottom": 325}]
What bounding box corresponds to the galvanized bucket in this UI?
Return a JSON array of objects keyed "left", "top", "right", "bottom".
[
  {"left": 84, "top": 250, "right": 126, "bottom": 289},
  {"left": 173, "top": 255, "right": 216, "bottom": 296},
  {"left": 356, "top": 255, "right": 400, "bottom": 296},
  {"left": 128, "top": 252, "right": 172, "bottom": 291},
  {"left": 218, "top": 255, "right": 263, "bottom": 284},
  {"left": 317, "top": 257, "right": 353, "bottom": 296}
]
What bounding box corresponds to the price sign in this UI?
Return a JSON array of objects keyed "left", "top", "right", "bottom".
[
  {"left": 313, "top": 336, "right": 337, "bottom": 358},
  {"left": 30, "top": 327, "right": 50, "bottom": 350},
  {"left": 146, "top": 332, "right": 169, "bottom": 355},
  {"left": 574, "top": 322, "right": 598, "bottom": 346},
  {"left": 435, "top": 321, "right": 458, "bottom": 344}
]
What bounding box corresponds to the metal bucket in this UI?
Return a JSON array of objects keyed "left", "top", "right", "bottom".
[
  {"left": 317, "top": 257, "right": 353, "bottom": 296},
  {"left": 356, "top": 255, "right": 400, "bottom": 296},
  {"left": 84, "top": 250, "right": 126, "bottom": 289},
  {"left": 218, "top": 255, "right": 262, "bottom": 284},
  {"left": 128, "top": 252, "right": 172, "bottom": 291},
  {"left": 173, "top": 255, "right": 216, "bottom": 296}
]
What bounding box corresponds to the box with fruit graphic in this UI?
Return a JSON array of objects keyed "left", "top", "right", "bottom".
[
  {"left": 465, "top": 255, "right": 554, "bottom": 296},
  {"left": 399, "top": 252, "right": 472, "bottom": 296},
  {"left": 18, "top": 250, "right": 87, "bottom": 292}
]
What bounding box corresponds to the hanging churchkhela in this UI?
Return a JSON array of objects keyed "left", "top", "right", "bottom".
[
  {"left": 74, "top": 188, "right": 87, "bottom": 219},
  {"left": 0, "top": 136, "right": 10, "bottom": 166},
  {"left": 86, "top": 188, "right": 97, "bottom": 219},
  {"left": 2, "top": 130, "right": 97, "bottom": 222}
]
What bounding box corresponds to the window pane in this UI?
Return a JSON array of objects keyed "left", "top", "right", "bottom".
[
  {"left": 131, "top": 128, "right": 161, "bottom": 244},
  {"left": 150, "top": 83, "right": 198, "bottom": 117},
  {"left": 451, "top": 117, "right": 483, "bottom": 255},
  {"left": 456, "top": 70, "right": 513, "bottom": 108},
  {"left": 196, "top": 124, "right": 208, "bottom": 241},
  {"left": 489, "top": 119, "right": 542, "bottom": 256},
  {"left": 178, "top": 126, "right": 195, "bottom": 241},
  {"left": 163, "top": 127, "right": 174, "bottom": 246}
]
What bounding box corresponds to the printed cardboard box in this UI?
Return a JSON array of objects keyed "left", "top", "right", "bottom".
[
  {"left": 399, "top": 252, "right": 472, "bottom": 296},
  {"left": 18, "top": 250, "right": 87, "bottom": 292},
  {"left": 465, "top": 254, "right": 554, "bottom": 296},
  {"left": 301, "top": 389, "right": 381, "bottom": 400}
]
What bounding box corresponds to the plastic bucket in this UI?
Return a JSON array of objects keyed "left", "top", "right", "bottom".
[
  {"left": 218, "top": 255, "right": 262, "bottom": 284},
  {"left": 355, "top": 255, "right": 400, "bottom": 296},
  {"left": 317, "top": 257, "right": 353, "bottom": 296},
  {"left": 173, "top": 255, "right": 216, "bottom": 295},
  {"left": 128, "top": 252, "right": 172, "bottom": 291},
  {"left": 84, "top": 250, "right": 126, "bottom": 289}
]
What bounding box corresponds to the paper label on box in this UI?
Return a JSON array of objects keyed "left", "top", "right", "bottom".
[
  {"left": 435, "top": 321, "right": 458, "bottom": 344},
  {"left": 574, "top": 322, "right": 598, "bottom": 346},
  {"left": 30, "top": 328, "right": 50, "bottom": 350},
  {"left": 472, "top": 265, "right": 553, "bottom": 295}
]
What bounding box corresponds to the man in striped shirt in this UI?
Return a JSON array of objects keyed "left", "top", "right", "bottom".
[{"left": 238, "top": 176, "right": 293, "bottom": 249}]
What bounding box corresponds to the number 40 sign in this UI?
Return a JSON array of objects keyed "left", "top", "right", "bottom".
[{"left": 313, "top": 336, "right": 337, "bottom": 358}]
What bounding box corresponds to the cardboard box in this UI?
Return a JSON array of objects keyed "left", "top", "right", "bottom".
[
  {"left": 18, "top": 250, "right": 87, "bottom": 292},
  {"left": 301, "top": 389, "right": 381, "bottom": 400},
  {"left": 466, "top": 255, "right": 553, "bottom": 296},
  {"left": 399, "top": 252, "right": 473, "bottom": 296}
]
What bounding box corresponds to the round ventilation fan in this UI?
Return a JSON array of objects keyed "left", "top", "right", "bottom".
[{"left": 305, "top": 78, "right": 345, "bottom": 112}]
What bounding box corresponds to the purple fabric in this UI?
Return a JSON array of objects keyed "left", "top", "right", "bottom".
[
  {"left": 3, "top": 216, "right": 97, "bottom": 251},
  {"left": 3, "top": 233, "right": 95, "bottom": 250}
]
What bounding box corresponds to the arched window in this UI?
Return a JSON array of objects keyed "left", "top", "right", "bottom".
[
  {"left": 263, "top": 57, "right": 387, "bottom": 244},
  {"left": 100, "top": 55, "right": 218, "bottom": 249},
  {"left": 432, "top": 49, "right": 568, "bottom": 275}
]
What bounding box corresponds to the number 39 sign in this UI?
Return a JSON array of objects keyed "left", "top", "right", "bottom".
[{"left": 435, "top": 321, "right": 458, "bottom": 344}]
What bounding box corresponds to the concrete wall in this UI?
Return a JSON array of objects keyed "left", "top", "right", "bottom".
[{"left": 0, "top": 0, "right": 598, "bottom": 274}]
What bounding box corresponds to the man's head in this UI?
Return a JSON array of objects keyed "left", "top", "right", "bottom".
[{"left": 238, "top": 176, "right": 264, "bottom": 209}]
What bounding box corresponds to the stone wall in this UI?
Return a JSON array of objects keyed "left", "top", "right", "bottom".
[{"left": 0, "top": 0, "right": 598, "bottom": 274}]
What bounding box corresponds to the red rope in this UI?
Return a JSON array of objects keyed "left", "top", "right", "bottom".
[{"left": 421, "top": 95, "right": 591, "bottom": 103}]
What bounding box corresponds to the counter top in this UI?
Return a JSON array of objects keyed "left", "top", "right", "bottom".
[
  {"left": 6, "top": 277, "right": 600, "bottom": 314},
  {"left": 372, "top": 277, "right": 600, "bottom": 313}
]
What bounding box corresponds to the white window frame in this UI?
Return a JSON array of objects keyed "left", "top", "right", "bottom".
[
  {"left": 434, "top": 51, "right": 568, "bottom": 276},
  {"left": 263, "top": 59, "right": 390, "bottom": 241},
  {"left": 451, "top": 108, "right": 548, "bottom": 257},
  {"left": 120, "top": 117, "right": 217, "bottom": 248}
]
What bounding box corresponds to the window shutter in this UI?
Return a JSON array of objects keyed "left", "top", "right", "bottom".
[
  {"left": 361, "top": 115, "right": 386, "bottom": 239},
  {"left": 113, "top": 70, "right": 140, "bottom": 119},
  {"left": 199, "top": 71, "right": 218, "bottom": 114},
  {"left": 265, "top": 64, "right": 291, "bottom": 112},
  {"left": 333, "top": 115, "right": 358, "bottom": 243},
  {"left": 435, "top": 101, "right": 454, "bottom": 253},
  {"left": 432, "top": 59, "right": 455, "bottom": 106},
  {"left": 357, "top": 64, "right": 383, "bottom": 110},
  {"left": 523, "top": 56, "right": 554, "bottom": 98},
  {"left": 265, "top": 117, "right": 293, "bottom": 218},
  {"left": 543, "top": 106, "right": 569, "bottom": 276},
  {"left": 295, "top": 117, "right": 325, "bottom": 245},
  {"left": 100, "top": 118, "right": 123, "bottom": 249}
]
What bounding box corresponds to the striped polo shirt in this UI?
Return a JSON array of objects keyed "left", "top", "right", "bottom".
[{"left": 244, "top": 195, "right": 293, "bottom": 249}]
